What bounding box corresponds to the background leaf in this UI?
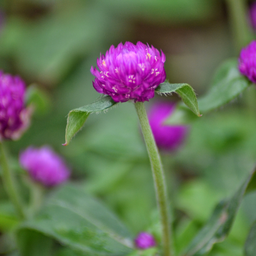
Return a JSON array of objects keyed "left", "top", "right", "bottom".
[
  {"left": 155, "top": 82, "right": 200, "bottom": 116},
  {"left": 17, "top": 230, "right": 53, "bottom": 256},
  {"left": 166, "top": 59, "right": 251, "bottom": 124},
  {"left": 16, "top": 184, "right": 134, "bottom": 256},
  {"left": 198, "top": 59, "right": 251, "bottom": 113},
  {"left": 64, "top": 96, "right": 117, "bottom": 145},
  {"left": 244, "top": 221, "right": 256, "bottom": 256},
  {"left": 182, "top": 168, "right": 256, "bottom": 256},
  {"left": 26, "top": 85, "right": 51, "bottom": 115}
]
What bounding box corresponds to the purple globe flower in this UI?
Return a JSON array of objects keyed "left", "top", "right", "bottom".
[
  {"left": 90, "top": 41, "right": 166, "bottom": 103},
  {"left": 238, "top": 41, "right": 256, "bottom": 83},
  {"left": 19, "top": 146, "right": 70, "bottom": 187},
  {"left": 134, "top": 232, "right": 156, "bottom": 249},
  {"left": 148, "top": 102, "right": 188, "bottom": 151},
  {"left": 0, "top": 71, "right": 31, "bottom": 140}
]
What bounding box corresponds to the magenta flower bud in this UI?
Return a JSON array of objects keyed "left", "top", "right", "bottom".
[
  {"left": 19, "top": 146, "right": 70, "bottom": 187},
  {"left": 90, "top": 41, "right": 166, "bottom": 103},
  {"left": 238, "top": 41, "right": 256, "bottom": 83},
  {"left": 0, "top": 71, "right": 31, "bottom": 140},
  {"left": 134, "top": 232, "right": 156, "bottom": 249},
  {"left": 148, "top": 102, "right": 188, "bottom": 151}
]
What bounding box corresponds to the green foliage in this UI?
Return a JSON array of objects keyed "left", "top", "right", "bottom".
[
  {"left": 25, "top": 85, "right": 51, "bottom": 115},
  {"left": 244, "top": 221, "right": 256, "bottom": 256},
  {"left": 16, "top": 184, "right": 134, "bottom": 256},
  {"left": 198, "top": 59, "right": 251, "bottom": 113},
  {"left": 17, "top": 230, "right": 53, "bottom": 256},
  {"left": 64, "top": 96, "right": 117, "bottom": 145},
  {"left": 98, "top": 0, "right": 218, "bottom": 23},
  {"left": 182, "top": 169, "right": 256, "bottom": 256},
  {"left": 155, "top": 82, "right": 201, "bottom": 117},
  {"left": 166, "top": 59, "right": 251, "bottom": 124}
]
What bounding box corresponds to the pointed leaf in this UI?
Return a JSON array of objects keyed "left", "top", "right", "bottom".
[
  {"left": 155, "top": 82, "right": 201, "bottom": 117},
  {"left": 182, "top": 168, "right": 256, "bottom": 256},
  {"left": 244, "top": 221, "right": 256, "bottom": 256},
  {"left": 64, "top": 96, "right": 117, "bottom": 145},
  {"left": 16, "top": 184, "right": 134, "bottom": 256}
]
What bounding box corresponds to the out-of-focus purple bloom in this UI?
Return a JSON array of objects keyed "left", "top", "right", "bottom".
[
  {"left": 148, "top": 102, "right": 188, "bottom": 151},
  {"left": 0, "top": 71, "right": 31, "bottom": 140},
  {"left": 134, "top": 232, "right": 156, "bottom": 249},
  {"left": 249, "top": 2, "right": 256, "bottom": 30},
  {"left": 19, "top": 146, "right": 70, "bottom": 187},
  {"left": 90, "top": 41, "right": 166, "bottom": 103},
  {"left": 238, "top": 41, "right": 256, "bottom": 83}
]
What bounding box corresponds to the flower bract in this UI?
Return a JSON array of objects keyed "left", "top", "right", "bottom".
[
  {"left": 91, "top": 41, "right": 166, "bottom": 102},
  {"left": 19, "top": 146, "right": 70, "bottom": 187},
  {"left": 148, "top": 102, "right": 188, "bottom": 151},
  {"left": 0, "top": 71, "right": 31, "bottom": 140}
]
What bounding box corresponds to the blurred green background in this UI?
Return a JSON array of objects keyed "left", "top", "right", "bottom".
[{"left": 1, "top": 0, "right": 256, "bottom": 255}]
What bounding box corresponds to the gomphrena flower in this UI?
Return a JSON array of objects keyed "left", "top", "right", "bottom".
[
  {"left": 238, "top": 41, "right": 256, "bottom": 83},
  {"left": 19, "top": 146, "right": 70, "bottom": 187},
  {"left": 0, "top": 71, "right": 31, "bottom": 140},
  {"left": 148, "top": 102, "right": 188, "bottom": 151},
  {"left": 134, "top": 232, "right": 156, "bottom": 249},
  {"left": 90, "top": 41, "right": 166, "bottom": 102}
]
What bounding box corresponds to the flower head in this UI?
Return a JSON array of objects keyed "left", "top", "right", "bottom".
[
  {"left": 238, "top": 41, "right": 256, "bottom": 83},
  {"left": 134, "top": 232, "right": 156, "bottom": 249},
  {"left": 90, "top": 42, "right": 166, "bottom": 102},
  {"left": 19, "top": 146, "right": 70, "bottom": 187},
  {"left": 148, "top": 102, "right": 188, "bottom": 151},
  {"left": 0, "top": 71, "right": 31, "bottom": 140}
]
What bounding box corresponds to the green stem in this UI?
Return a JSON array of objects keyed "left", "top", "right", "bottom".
[
  {"left": 226, "top": 0, "right": 253, "bottom": 52},
  {"left": 0, "top": 142, "right": 25, "bottom": 219},
  {"left": 134, "top": 102, "right": 173, "bottom": 256}
]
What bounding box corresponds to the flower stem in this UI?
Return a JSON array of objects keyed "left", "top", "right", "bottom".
[
  {"left": 0, "top": 142, "right": 25, "bottom": 219},
  {"left": 134, "top": 102, "right": 173, "bottom": 256},
  {"left": 226, "top": 0, "right": 253, "bottom": 52}
]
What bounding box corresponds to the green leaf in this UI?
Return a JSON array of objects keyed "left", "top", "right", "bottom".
[
  {"left": 166, "top": 59, "right": 251, "bottom": 124},
  {"left": 0, "top": 201, "right": 19, "bottom": 232},
  {"left": 182, "top": 168, "right": 256, "bottom": 256},
  {"left": 25, "top": 85, "right": 51, "bottom": 115},
  {"left": 64, "top": 96, "right": 117, "bottom": 145},
  {"left": 244, "top": 221, "right": 256, "bottom": 256},
  {"left": 16, "top": 184, "right": 134, "bottom": 256},
  {"left": 17, "top": 230, "right": 53, "bottom": 256},
  {"left": 155, "top": 82, "right": 201, "bottom": 116},
  {"left": 198, "top": 59, "right": 251, "bottom": 113}
]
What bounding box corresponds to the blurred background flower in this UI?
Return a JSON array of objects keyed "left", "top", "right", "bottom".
[
  {"left": 148, "top": 102, "right": 188, "bottom": 152},
  {"left": 19, "top": 146, "right": 70, "bottom": 187},
  {"left": 134, "top": 232, "right": 156, "bottom": 249},
  {"left": 239, "top": 40, "right": 256, "bottom": 83},
  {"left": 0, "top": 71, "right": 31, "bottom": 140}
]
